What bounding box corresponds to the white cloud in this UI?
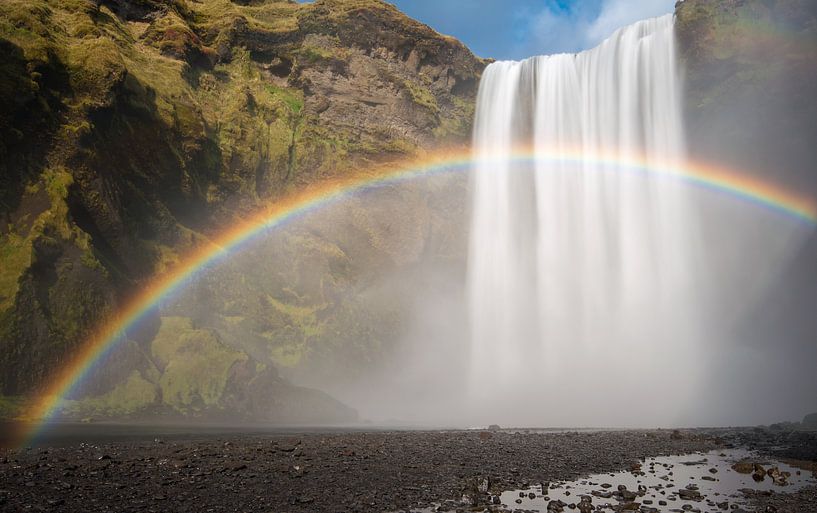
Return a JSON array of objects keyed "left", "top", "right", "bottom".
[
  {"left": 584, "top": 0, "right": 677, "bottom": 48},
  {"left": 526, "top": 0, "right": 676, "bottom": 57},
  {"left": 527, "top": 7, "right": 592, "bottom": 56}
]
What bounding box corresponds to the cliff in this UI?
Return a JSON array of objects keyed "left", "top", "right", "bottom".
[
  {"left": 676, "top": 0, "right": 817, "bottom": 198},
  {"left": 0, "top": 0, "right": 484, "bottom": 422}
]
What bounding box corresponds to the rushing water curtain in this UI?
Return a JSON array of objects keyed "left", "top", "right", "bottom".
[{"left": 467, "top": 15, "right": 698, "bottom": 409}]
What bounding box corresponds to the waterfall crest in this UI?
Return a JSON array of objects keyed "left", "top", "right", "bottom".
[{"left": 468, "top": 15, "right": 699, "bottom": 420}]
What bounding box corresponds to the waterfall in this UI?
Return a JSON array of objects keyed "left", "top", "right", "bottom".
[{"left": 467, "top": 15, "right": 700, "bottom": 421}]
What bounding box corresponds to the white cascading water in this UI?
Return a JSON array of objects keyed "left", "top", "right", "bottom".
[{"left": 467, "top": 15, "right": 702, "bottom": 425}]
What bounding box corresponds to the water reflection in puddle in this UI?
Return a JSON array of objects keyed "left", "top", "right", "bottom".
[
  {"left": 401, "top": 449, "right": 815, "bottom": 513},
  {"left": 497, "top": 449, "right": 814, "bottom": 512}
]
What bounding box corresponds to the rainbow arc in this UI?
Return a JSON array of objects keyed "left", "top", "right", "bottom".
[{"left": 18, "top": 148, "right": 817, "bottom": 446}]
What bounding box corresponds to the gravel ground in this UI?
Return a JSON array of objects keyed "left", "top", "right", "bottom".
[
  {"left": 743, "top": 486, "right": 817, "bottom": 513},
  {"left": 0, "top": 429, "right": 715, "bottom": 512},
  {"left": 0, "top": 428, "right": 814, "bottom": 513}
]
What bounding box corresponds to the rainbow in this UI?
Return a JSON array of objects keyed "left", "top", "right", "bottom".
[{"left": 17, "top": 147, "right": 817, "bottom": 445}]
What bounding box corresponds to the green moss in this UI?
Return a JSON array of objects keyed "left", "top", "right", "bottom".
[
  {"left": 0, "top": 0, "right": 54, "bottom": 61},
  {"left": 264, "top": 84, "right": 303, "bottom": 114},
  {"left": 269, "top": 339, "right": 306, "bottom": 367},
  {"left": 0, "top": 167, "right": 81, "bottom": 312},
  {"left": 193, "top": 0, "right": 303, "bottom": 36},
  {"left": 36, "top": 167, "right": 78, "bottom": 240},
  {"left": 311, "top": 0, "right": 405, "bottom": 23},
  {"left": 240, "top": 2, "right": 304, "bottom": 33},
  {"left": 63, "top": 371, "right": 157, "bottom": 417},
  {"left": 297, "top": 44, "right": 348, "bottom": 65},
  {"left": 80, "top": 248, "right": 103, "bottom": 270},
  {"left": 44, "top": 167, "right": 71, "bottom": 202},
  {"left": 0, "top": 0, "right": 481, "bottom": 405},
  {"left": 434, "top": 95, "right": 474, "bottom": 140},
  {"left": 0, "top": 395, "right": 26, "bottom": 418},
  {"left": 151, "top": 316, "right": 247, "bottom": 412},
  {"left": 402, "top": 79, "right": 439, "bottom": 114},
  {"left": 0, "top": 233, "right": 31, "bottom": 312},
  {"left": 49, "top": 262, "right": 112, "bottom": 341},
  {"left": 143, "top": 10, "right": 202, "bottom": 58},
  {"left": 65, "top": 36, "right": 127, "bottom": 102},
  {"left": 267, "top": 295, "right": 318, "bottom": 320}
]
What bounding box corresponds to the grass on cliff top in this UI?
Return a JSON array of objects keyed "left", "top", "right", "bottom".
[
  {"left": 311, "top": 0, "right": 406, "bottom": 21},
  {"left": 191, "top": 0, "right": 304, "bottom": 35},
  {"left": 239, "top": 1, "right": 304, "bottom": 33}
]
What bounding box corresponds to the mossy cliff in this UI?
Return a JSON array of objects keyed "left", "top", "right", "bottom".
[
  {"left": 0, "top": 0, "right": 483, "bottom": 421},
  {"left": 60, "top": 316, "right": 356, "bottom": 423}
]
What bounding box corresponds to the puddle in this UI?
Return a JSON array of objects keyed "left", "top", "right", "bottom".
[{"left": 399, "top": 449, "right": 816, "bottom": 513}]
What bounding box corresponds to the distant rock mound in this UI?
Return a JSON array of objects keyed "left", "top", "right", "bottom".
[{"left": 60, "top": 317, "right": 357, "bottom": 424}]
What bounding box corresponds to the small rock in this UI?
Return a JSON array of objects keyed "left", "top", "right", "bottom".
[
  {"left": 547, "top": 500, "right": 565, "bottom": 512},
  {"left": 732, "top": 462, "right": 754, "bottom": 474},
  {"left": 478, "top": 477, "right": 490, "bottom": 494},
  {"left": 678, "top": 488, "right": 702, "bottom": 501},
  {"left": 621, "top": 490, "right": 638, "bottom": 501}
]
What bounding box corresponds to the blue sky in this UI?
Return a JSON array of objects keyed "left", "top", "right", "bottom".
[
  {"left": 298, "top": 1, "right": 677, "bottom": 60},
  {"left": 394, "top": 0, "right": 678, "bottom": 59}
]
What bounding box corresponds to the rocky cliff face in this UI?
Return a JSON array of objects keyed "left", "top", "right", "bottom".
[
  {"left": 0, "top": 0, "right": 484, "bottom": 421},
  {"left": 676, "top": 0, "right": 817, "bottom": 198},
  {"left": 676, "top": 0, "right": 817, "bottom": 401},
  {"left": 676, "top": 0, "right": 817, "bottom": 336}
]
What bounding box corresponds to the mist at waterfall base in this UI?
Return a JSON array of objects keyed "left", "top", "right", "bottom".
[
  {"left": 169, "top": 15, "right": 816, "bottom": 429},
  {"left": 318, "top": 14, "right": 815, "bottom": 429}
]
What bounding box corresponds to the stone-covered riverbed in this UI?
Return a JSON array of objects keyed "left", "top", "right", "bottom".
[{"left": 0, "top": 428, "right": 815, "bottom": 512}]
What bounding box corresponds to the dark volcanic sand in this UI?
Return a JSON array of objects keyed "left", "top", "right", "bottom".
[{"left": 0, "top": 428, "right": 814, "bottom": 513}]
